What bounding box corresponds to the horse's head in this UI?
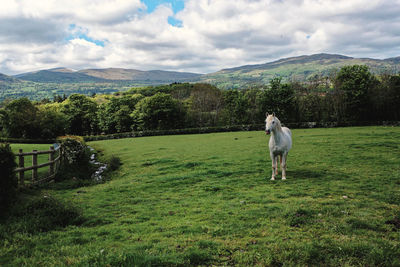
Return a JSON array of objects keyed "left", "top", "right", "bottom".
[{"left": 265, "top": 112, "right": 279, "bottom": 134}]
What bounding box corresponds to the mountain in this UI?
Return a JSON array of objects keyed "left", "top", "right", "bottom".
[
  {"left": 15, "top": 67, "right": 202, "bottom": 83},
  {"left": 15, "top": 68, "right": 109, "bottom": 83},
  {"left": 1, "top": 53, "right": 399, "bottom": 102},
  {"left": 79, "top": 68, "right": 202, "bottom": 82},
  {"left": 201, "top": 53, "right": 400, "bottom": 88},
  {"left": 0, "top": 72, "right": 17, "bottom": 83},
  {"left": 13, "top": 54, "right": 400, "bottom": 87}
]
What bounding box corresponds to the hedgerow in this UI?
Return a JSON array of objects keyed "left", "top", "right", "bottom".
[{"left": 0, "top": 143, "right": 17, "bottom": 215}]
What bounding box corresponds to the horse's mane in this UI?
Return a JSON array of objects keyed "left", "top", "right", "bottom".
[
  {"left": 267, "top": 114, "right": 283, "bottom": 131},
  {"left": 274, "top": 117, "right": 283, "bottom": 131}
]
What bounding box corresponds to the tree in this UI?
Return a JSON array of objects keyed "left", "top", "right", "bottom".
[
  {"left": 61, "top": 94, "right": 98, "bottom": 135},
  {"left": 98, "top": 94, "right": 143, "bottom": 134},
  {"left": 3, "top": 98, "right": 40, "bottom": 138},
  {"left": 387, "top": 74, "right": 400, "bottom": 120},
  {"left": 334, "top": 65, "right": 375, "bottom": 121},
  {"left": 369, "top": 73, "right": 400, "bottom": 121},
  {"left": 256, "top": 78, "right": 296, "bottom": 122},
  {"left": 186, "top": 84, "right": 223, "bottom": 127},
  {"left": 115, "top": 105, "right": 133, "bottom": 133},
  {"left": 37, "top": 103, "right": 67, "bottom": 139},
  {"left": 222, "top": 90, "right": 250, "bottom": 125},
  {"left": 0, "top": 109, "right": 6, "bottom": 135},
  {"left": 243, "top": 88, "right": 260, "bottom": 124},
  {"left": 132, "top": 93, "right": 185, "bottom": 130},
  {"left": 297, "top": 94, "right": 325, "bottom": 122}
]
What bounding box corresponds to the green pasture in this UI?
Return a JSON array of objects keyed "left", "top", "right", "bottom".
[{"left": 1, "top": 126, "right": 400, "bottom": 266}]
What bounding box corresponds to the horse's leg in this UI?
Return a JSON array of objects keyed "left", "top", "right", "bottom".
[
  {"left": 281, "top": 152, "right": 288, "bottom": 180},
  {"left": 271, "top": 154, "right": 277, "bottom": 180},
  {"left": 278, "top": 155, "right": 282, "bottom": 175}
]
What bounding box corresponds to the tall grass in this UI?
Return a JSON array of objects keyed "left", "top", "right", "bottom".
[{"left": 1, "top": 126, "right": 400, "bottom": 266}]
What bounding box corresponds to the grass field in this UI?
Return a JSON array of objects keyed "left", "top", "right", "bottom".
[{"left": 1, "top": 126, "right": 400, "bottom": 266}]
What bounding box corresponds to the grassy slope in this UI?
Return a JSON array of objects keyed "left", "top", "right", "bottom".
[
  {"left": 2, "top": 127, "right": 400, "bottom": 266},
  {"left": 0, "top": 80, "right": 138, "bottom": 102},
  {"left": 202, "top": 57, "right": 399, "bottom": 88}
]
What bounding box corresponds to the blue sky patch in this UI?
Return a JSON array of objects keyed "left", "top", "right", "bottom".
[
  {"left": 142, "top": 0, "right": 184, "bottom": 26},
  {"left": 142, "top": 0, "right": 184, "bottom": 13},
  {"left": 168, "top": 16, "right": 183, "bottom": 27},
  {"left": 66, "top": 24, "right": 105, "bottom": 47}
]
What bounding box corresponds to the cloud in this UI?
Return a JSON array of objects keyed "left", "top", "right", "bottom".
[{"left": 0, "top": 0, "right": 399, "bottom": 75}]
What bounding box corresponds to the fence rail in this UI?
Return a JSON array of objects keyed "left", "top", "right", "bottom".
[{"left": 14, "top": 145, "right": 63, "bottom": 187}]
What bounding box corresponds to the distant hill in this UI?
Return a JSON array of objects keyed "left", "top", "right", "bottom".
[
  {"left": 12, "top": 54, "right": 400, "bottom": 87},
  {"left": 15, "top": 68, "right": 112, "bottom": 83},
  {"left": 0, "top": 72, "right": 17, "bottom": 83},
  {"left": 200, "top": 53, "right": 400, "bottom": 88},
  {"left": 15, "top": 67, "right": 202, "bottom": 83},
  {"left": 79, "top": 68, "right": 202, "bottom": 82},
  {"left": 1, "top": 53, "right": 399, "bottom": 102}
]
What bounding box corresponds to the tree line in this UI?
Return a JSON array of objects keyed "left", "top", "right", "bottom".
[{"left": 0, "top": 65, "right": 399, "bottom": 139}]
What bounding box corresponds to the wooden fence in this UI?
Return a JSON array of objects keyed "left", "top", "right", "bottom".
[{"left": 14, "top": 145, "right": 63, "bottom": 187}]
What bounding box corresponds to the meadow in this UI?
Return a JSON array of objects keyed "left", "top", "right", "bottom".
[{"left": 1, "top": 126, "right": 400, "bottom": 266}]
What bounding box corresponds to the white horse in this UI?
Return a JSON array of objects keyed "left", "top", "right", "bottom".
[{"left": 265, "top": 113, "right": 292, "bottom": 180}]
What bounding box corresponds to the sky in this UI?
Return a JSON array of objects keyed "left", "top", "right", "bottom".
[{"left": 0, "top": 0, "right": 399, "bottom": 75}]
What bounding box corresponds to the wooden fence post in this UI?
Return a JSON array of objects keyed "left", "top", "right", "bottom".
[
  {"left": 32, "top": 150, "right": 38, "bottom": 182},
  {"left": 18, "top": 149, "right": 24, "bottom": 186},
  {"left": 49, "top": 146, "right": 55, "bottom": 176},
  {"left": 58, "top": 145, "right": 63, "bottom": 170}
]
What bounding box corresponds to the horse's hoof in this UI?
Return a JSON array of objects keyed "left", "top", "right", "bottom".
[
  {"left": 270, "top": 177, "right": 275, "bottom": 181},
  {"left": 282, "top": 177, "right": 286, "bottom": 180}
]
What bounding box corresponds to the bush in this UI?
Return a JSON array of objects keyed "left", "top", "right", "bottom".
[
  {"left": 108, "top": 155, "right": 122, "bottom": 171},
  {"left": 56, "top": 136, "right": 95, "bottom": 181},
  {"left": 0, "top": 143, "right": 17, "bottom": 215},
  {"left": 57, "top": 135, "right": 86, "bottom": 164}
]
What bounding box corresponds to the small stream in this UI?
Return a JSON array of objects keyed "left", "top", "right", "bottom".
[{"left": 88, "top": 147, "right": 107, "bottom": 182}]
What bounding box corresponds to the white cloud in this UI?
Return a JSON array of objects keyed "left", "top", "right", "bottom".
[{"left": 0, "top": 0, "right": 399, "bottom": 75}]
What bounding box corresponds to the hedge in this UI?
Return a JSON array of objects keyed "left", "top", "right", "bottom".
[
  {"left": 0, "top": 143, "right": 17, "bottom": 214},
  {"left": 0, "top": 137, "right": 56, "bottom": 144},
  {"left": 83, "top": 121, "right": 400, "bottom": 142},
  {"left": 83, "top": 124, "right": 265, "bottom": 141}
]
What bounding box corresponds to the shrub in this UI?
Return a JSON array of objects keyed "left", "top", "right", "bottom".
[
  {"left": 108, "top": 155, "right": 122, "bottom": 171},
  {"left": 56, "top": 136, "right": 95, "bottom": 181},
  {"left": 57, "top": 135, "right": 86, "bottom": 164},
  {"left": 0, "top": 143, "right": 17, "bottom": 215}
]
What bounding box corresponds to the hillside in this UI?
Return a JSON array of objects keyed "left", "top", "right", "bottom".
[
  {"left": 0, "top": 73, "right": 17, "bottom": 83},
  {"left": 79, "top": 68, "right": 202, "bottom": 82},
  {"left": 1, "top": 53, "right": 399, "bottom": 101},
  {"left": 201, "top": 53, "right": 400, "bottom": 88},
  {"left": 15, "top": 67, "right": 202, "bottom": 83}
]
